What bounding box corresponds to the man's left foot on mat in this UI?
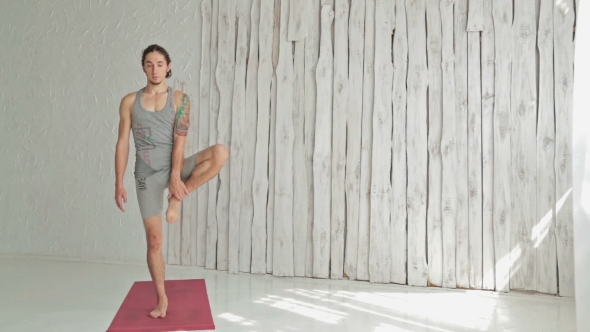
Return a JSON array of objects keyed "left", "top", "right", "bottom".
[
  {"left": 150, "top": 299, "right": 168, "bottom": 318},
  {"left": 166, "top": 199, "right": 181, "bottom": 223}
]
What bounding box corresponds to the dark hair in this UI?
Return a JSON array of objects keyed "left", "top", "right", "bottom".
[{"left": 141, "top": 44, "right": 172, "bottom": 78}]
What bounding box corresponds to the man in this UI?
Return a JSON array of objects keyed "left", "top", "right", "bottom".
[{"left": 114, "top": 44, "right": 228, "bottom": 318}]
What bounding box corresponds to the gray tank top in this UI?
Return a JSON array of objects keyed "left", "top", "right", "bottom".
[{"left": 131, "top": 86, "right": 176, "bottom": 179}]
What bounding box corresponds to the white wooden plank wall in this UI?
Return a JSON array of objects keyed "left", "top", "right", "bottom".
[
  {"left": 288, "top": 0, "right": 308, "bottom": 41},
  {"left": 440, "top": 0, "right": 457, "bottom": 289},
  {"left": 426, "top": 0, "right": 443, "bottom": 288},
  {"left": 357, "top": 0, "right": 375, "bottom": 282},
  {"left": 214, "top": 0, "right": 236, "bottom": 272},
  {"left": 292, "top": 37, "right": 307, "bottom": 277},
  {"left": 481, "top": 0, "right": 495, "bottom": 291},
  {"left": 390, "top": 0, "right": 407, "bottom": 285},
  {"left": 304, "top": 0, "right": 321, "bottom": 279},
  {"left": 454, "top": 0, "right": 469, "bottom": 289},
  {"left": 554, "top": 0, "right": 576, "bottom": 297},
  {"left": 166, "top": 0, "right": 579, "bottom": 297},
  {"left": 536, "top": 0, "right": 557, "bottom": 295},
  {"left": 266, "top": 0, "right": 281, "bottom": 275},
  {"left": 239, "top": 0, "right": 260, "bottom": 274},
  {"left": 343, "top": 0, "right": 365, "bottom": 282},
  {"left": 273, "top": 0, "right": 295, "bottom": 278},
  {"left": 467, "top": 0, "right": 483, "bottom": 290},
  {"left": 330, "top": 0, "right": 348, "bottom": 281},
  {"left": 228, "top": 16, "right": 247, "bottom": 274},
  {"left": 251, "top": 0, "right": 274, "bottom": 275},
  {"left": 510, "top": 0, "right": 538, "bottom": 291},
  {"left": 312, "top": 4, "right": 334, "bottom": 280},
  {"left": 406, "top": 0, "right": 428, "bottom": 287},
  {"left": 369, "top": 0, "right": 392, "bottom": 284},
  {"left": 390, "top": 0, "right": 396, "bottom": 31},
  {"left": 492, "top": 0, "right": 513, "bottom": 293}
]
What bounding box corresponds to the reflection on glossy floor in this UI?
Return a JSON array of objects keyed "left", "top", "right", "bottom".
[{"left": 1, "top": 255, "right": 576, "bottom": 332}]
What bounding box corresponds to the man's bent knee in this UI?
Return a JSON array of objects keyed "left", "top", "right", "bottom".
[{"left": 213, "top": 144, "right": 229, "bottom": 166}]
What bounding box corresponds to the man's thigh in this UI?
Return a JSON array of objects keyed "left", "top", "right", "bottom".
[
  {"left": 180, "top": 152, "right": 200, "bottom": 181},
  {"left": 135, "top": 172, "right": 168, "bottom": 219}
]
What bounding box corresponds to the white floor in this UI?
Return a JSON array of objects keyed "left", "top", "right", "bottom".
[{"left": 1, "top": 255, "right": 576, "bottom": 332}]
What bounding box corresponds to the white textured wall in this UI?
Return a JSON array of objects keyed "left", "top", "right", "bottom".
[{"left": 0, "top": 0, "right": 206, "bottom": 262}]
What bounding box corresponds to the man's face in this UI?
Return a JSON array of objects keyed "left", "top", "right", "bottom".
[{"left": 143, "top": 51, "right": 170, "bottom": 85}]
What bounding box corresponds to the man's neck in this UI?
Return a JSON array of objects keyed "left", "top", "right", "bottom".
[{"left": 143, "top": 83, "right": 169, "bottom": 95}]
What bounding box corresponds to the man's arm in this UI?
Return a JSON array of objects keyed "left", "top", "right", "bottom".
[
  {"left": 115, "top": 95, "right": 132, "bottom": 187},
  {"left": 115, "top": 94, "right": 132, "bottom": 211},
  {"left": 170, "top": 92, "right": 191, "bottom": 180}
]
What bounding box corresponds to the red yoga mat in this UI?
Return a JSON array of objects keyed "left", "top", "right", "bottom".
[{"left": 106, "top": 279, "right": 215, "bottom": 331}]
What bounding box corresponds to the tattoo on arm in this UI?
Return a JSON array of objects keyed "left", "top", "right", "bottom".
[{"left": 174, "top": 94, "right": 190, "bottom": 136}]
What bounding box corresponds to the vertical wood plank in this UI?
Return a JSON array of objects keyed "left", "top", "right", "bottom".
[
  {"left": 509, "top": 0, "right": 537, "bottom": 291},
  {"left": 313, "top": 4, "right": 334, "bottom": 279},
  {"left": 344, "top": 0, "right": 365, "bottom": 281},
  {"left": 251, "top": 0, "right": 275, "bottom": 275},
  {"left": 467, "top": 0, "right": 484, "bottom": 31},
  {"left": 330, "top": 0, "right": 348, "bottom": 280},
  {"left": 206, "top": 0, "right": 220, "bottom": 270},
  {"left": 554, "top": 0, "right": 575, "bottom": 297},
  {"left": 440, "top": 0, "right": 457, "bottom": 289},
  {"left": 322, "top": 0, "right": 335, "bottom": 47},
  {"left": 467, "top": 26, "right": 483, "bottom": 289},
  {"left": 391, "top": 0, "right": 408, "bottom": 285},
  {"left": 536, "top": 0, "right": 557, "bottom": 295},
  {"left": 228, "top": 16, "right": 248, "bottom": 275},
  {"left": 369, "top": 0, "right": 393, "bottom": 284},
  {"left": 273, "top": 0, "right": 295, "bottom": 278},
  {"left": 492, "top": 0, "right": 513, "bottom": 293},
  {"left": 239, "top": 0, "right": 260, "bottom": 274},
  {"left": 197, "top": 0, "right": 212, "bottom": 268},
  {"left": 391, "top": 0, "right": 396, "bottom": 31},
  {"left": 357, "top": 0, "right": 375, "bottom": 282},
  {"left": 266, "top": 0, "right": 281, "bottom": 275},
  {"left": 426, "top": 0, "right": 443, "bottom": 287},
  {"left": 454, "top": 0, "right": 470, "bottom": 289},
  {"left": 481, "top": 0, "right": 495, "bottom": 291},
  {"left": 305, "top": 0, "right": 321, "bottom": 278},
  {"left": 293, "top": 38, "right": 308, "bottom": 277},
  {"left": 215, "top": 0, "right": 236, "bottom": 271},
  {"left": 288, "top": 0, "right": 308, "bottom": 41},
  {"left": 406, "top": 0, "right": 428, "bottom": 287}
]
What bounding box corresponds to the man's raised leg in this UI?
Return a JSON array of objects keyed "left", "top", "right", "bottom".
[
  {"left": 166, "top": 144, "right": 229, "bottom": 223},
  {"left": 144, "top": 215, "right": 168, "bottom": 318}
]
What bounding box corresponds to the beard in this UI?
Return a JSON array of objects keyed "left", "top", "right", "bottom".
[{"left": 149, "top": 78, "right": 164, "bottom": 85}]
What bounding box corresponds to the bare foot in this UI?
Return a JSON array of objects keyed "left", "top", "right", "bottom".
[
  {"left": 150, "top": 298, "right": 168, "bottom": 318},
  {"left": 166, "top": 198, "right": 181, "bottom": 223}
]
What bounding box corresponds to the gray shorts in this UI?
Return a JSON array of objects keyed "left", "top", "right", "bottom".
[{"left": 134, "top": 152, "right": 198, "bottom": 220}]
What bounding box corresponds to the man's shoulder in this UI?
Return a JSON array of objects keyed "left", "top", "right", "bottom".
[
  {"left": 172, "top": 89, "right": 190, "bottom": 105},
  {"left": 172, "top": 89, "right": 189, "bottom": 98},
  {"left": 118, "top": 91, "right": 138, "bottom": 115},
  {"left": 121, "top": 91, "right": 137, "bottom": 104}
]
